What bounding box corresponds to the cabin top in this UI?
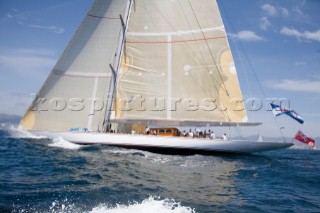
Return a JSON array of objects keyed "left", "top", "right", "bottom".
[{"left": 149, "top": 128, "right": 180, "bottom": 137}]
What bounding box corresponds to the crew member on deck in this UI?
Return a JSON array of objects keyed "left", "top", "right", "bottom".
[
  {"left": 182, "top": 130, "right": 187, "bottom": 137},
  {"left": 210, "top": 131, "right": 216, "bottom": 139},
  {"left": 222, "top": 133, "right": 228, "bottom": 141},
  {"left": 145, "top": 126, "right": 150, "bottom": 135},
  {"left": 189, "top": 129, "right": 194, "bottom": 138}
]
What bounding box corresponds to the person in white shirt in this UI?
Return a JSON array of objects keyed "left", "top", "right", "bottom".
[
  {"left": 131, "top": 129, "right": 136, "bottom": 134},
  {"left": 189, "top": 129, "right": 194, "bottom": 138},
  {"left": 210, "top": 131, "right": 216, "bottom": 139},
  {"left": 222, "top": 133, "right": 228, "bottom": 141}
]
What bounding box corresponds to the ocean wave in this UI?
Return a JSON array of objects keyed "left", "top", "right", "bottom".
[
  {"left": 48, "top": 137, "right": 82, "bottom": 150},
  {"left": 102, "top": 148, "right": 186, "bottom": 164},
  {"left": 89, "top": 196, "right": 195, "bottom": 213},
  {"left": 102, "top": 147, "right": 148, "bottom": 157}
]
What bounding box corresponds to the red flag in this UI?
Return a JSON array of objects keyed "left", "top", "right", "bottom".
[{"left": 293, "top": 130, "right": 315, "bottom": 145}]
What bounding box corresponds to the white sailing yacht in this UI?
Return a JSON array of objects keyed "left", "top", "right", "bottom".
[{"left": 19, "top": 0, "right": 292, "bottom": 154}]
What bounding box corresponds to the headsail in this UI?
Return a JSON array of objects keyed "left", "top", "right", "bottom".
[
  {"left": 114, "top": 0, "right": 249, "bottom": 125},
  {"left": 20, "top": 0, "right": 129, "bottom": 131}
]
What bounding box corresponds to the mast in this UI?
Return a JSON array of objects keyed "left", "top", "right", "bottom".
[{"left": 103, "top": 0, "right": 133, "bottom": 132}]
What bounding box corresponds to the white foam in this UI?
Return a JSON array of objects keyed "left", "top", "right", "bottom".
[
  {"left": 48, "top": 137, "right": 82, "bottom": 150},
  {"left": 289, "top": 145, "right": 319, "bottom": 151},
  {"left": 102, "top": 148, "right": 186, "bottom": 164},
  {"left": 89, "top": 196, "right": 195, "bottom": 213},
  {"left": 102, "top": 148, "right": 148, "bottom": 156},
  {"left": 1, "top": 124, "right": 47, "bottom": 139}
]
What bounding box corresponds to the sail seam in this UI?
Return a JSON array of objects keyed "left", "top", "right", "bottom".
[
  {"left": 127, "top": 27, "right": 224, "bottom": 37},
  {"left": 87, "top": 77, "right": 99, "bottom": 131},
  {"left": 126, "top": 36, "right": 226, "bottom": 44}
]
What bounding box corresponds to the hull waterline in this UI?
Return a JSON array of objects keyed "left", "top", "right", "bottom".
[{"left": 32, "top": 131, "right": 293, "bottom": 155}]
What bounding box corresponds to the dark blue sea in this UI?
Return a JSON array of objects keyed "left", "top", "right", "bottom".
[{"left": 1, "top": 125, "right": 319, "bottom": 213}]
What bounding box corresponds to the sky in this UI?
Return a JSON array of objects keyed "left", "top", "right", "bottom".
[{"left": 0, "top": 0, "right": 319, "bottom": 138}]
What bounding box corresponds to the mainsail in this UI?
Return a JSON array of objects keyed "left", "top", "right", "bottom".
[
  {"left": 20, "top": 0, "right": 253, "bottom": 132},
  {"left": 114, "top": 0, "right": 248, "bottom": 125}
]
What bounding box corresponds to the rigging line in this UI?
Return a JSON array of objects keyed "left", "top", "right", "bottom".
[
  {"left": 147, "top": 0, "right": 223, "bottom": 100},
  {"left": 187, "top": 0, "right": 231, "bottom": 122},
  {"left": 236, "top": 40, "right": 267, "bottom": 98},
  {"left": 218, "top": 0, "right": 285, "bottom": 141},
  {"left": 147, "top": 1, "right": 176, "bottom": 36},
  {"left": 177, "top": 0, "right": 227, "bottom": 122},
  {"left": 178, "top": 0, "right": 222, "bottom": 96},
  {"left": 187, "top": 0, "right": 230, "bottom": 97},
  {"left": 217, "top": 1, "right": 254, "bottom": 122},
  {"left": 218, "top": 1, "right": 266, "bottom": 98},
  {"left": 147, "top": 0, "right": 222, "bottom": 114},
  {"left": 219, "top": 15, "right": 252, "bottom": 97}
]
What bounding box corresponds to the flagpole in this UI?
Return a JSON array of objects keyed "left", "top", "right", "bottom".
[{"left": 270, "top": 103, "right": 286, "bottom": 142}]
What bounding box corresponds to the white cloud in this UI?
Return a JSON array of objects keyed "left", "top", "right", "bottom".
[
  {"left": 229, "top": 31, "right": 264, "bottom": 41},
  {"left": 294, "top": 61, "right": 306, "bottom": 66},
  {"left": 280, "top": 27, "right": 320, "bottom": 42},
  {"left": 280, "top": 8, "right": 289, "bottom": 17},
  {"left": 281, "top": 27, "right": 300, "bottom": 37},
  {"left": 260, "top": 17, "right": 271, "bottom": 30},
  {"left": 18, "top": 21, "right": 64, "bottom": 34},
  {"left": 313, "top": 74, "right": 320, "bottom": 80},
  {"left": 290, "top": 5, "right": 311, "bottom": 23},
  {"left": 292, "top": 8, "right": 303, "bottom": 16},
  {"left": 303, "top": 30, "right": 320, "bottom": 41},
  {"left": 15, "top": 48, "right": 55, "bottom": 56},
  {"left": 7, "top": 11, "right": 27, "bottom": 20},
  {"left": 0, "top": 48, "right": 56, "bottom": 77},
  {"left": 261, "top": 4, "right": 278, "bottom": 16},
  {"left": 268, "top": 79, "right": 320, "bottom": 93},
  {"left": 7, "top": 9, "right": 64, "bottom": 34},
  {"left": 261, "top": 4, "right": 292, "bottom": 19}
]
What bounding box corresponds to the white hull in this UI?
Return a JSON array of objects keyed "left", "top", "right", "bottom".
[{"left": 33, "top": 131, "right": 293, "bottom": 155}]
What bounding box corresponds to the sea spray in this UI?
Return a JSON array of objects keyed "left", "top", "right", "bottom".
[
  {"left": 1, "top": 124, "right": 47, "bottom": 139},
  {"left": 89, "top": 196, "right": 195, "bottom": 213},
  {"left": 49, "top": 137, "right": 82, "bottom": 150}
]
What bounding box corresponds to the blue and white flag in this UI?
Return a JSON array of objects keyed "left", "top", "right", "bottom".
[{"left": 270, "top": 103, "right": 304, "bottom": 124}]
